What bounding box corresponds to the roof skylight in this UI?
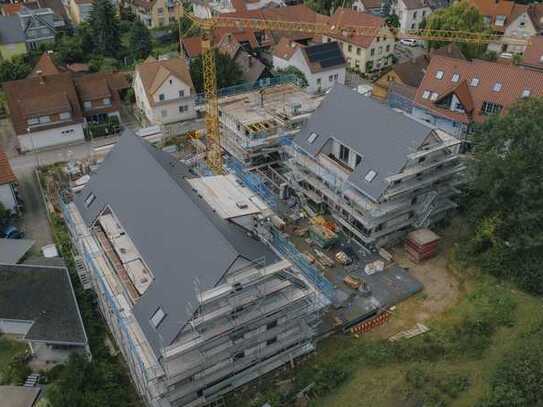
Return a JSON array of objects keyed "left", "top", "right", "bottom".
[{"left": 364, "top": 170, "right": 377, "bottom": 182}]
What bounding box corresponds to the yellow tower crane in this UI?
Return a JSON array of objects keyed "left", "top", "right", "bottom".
[{"left": 177, "top": 5, "right": 527, "bottom": 174}]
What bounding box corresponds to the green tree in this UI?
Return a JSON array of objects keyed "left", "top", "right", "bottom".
[
  {"left": 89, "top": 56, "right": 120, "bottom": 72},
  {"left": 128, "top": 20, "right": 152, "bottom": 61},
  {"left": 460, "top": 97, "right": 543, "bottom": 295},
  {"left": 424, "top": 0, "right": 490, "bottom": 59},
  {"left": 274, "top": 66, "right": 308, "bottom": 88},
  {"left": 88, "top": 0, "right": 121, "bottom": 58},
  {"left": 385, "top": 13, "right": 400, "bottom": 28},
  {"left": 0, "top": 56, "right": 31, "bottom": 83},
  {"left": 189, "top": 50, "right": 243, "bottom": 93}
]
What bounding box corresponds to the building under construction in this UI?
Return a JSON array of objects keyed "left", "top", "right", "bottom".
[
  {"left": 62, "top": 134, "right": 324, "bottom": 407},
  {"left": 218, "top": 83, "right": 324, "bottom": 171},
  {"left": 286, "top": 84, "right": 464, "bottom": 247}
]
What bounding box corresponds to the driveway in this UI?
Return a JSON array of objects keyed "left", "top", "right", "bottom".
[{"left": 394, "top": 43, "right": 427, "bottom": 63}]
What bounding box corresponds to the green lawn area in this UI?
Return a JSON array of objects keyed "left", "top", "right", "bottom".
[
  {"left": 0, "top": 336, "right": 27, "bottom": 367},
  {"left": 312, "top": 279, "right": 542, "bottom": 407}
]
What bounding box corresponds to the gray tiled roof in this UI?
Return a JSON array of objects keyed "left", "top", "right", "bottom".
[
  {"left": 293, "top": 84, "right": 432, "bottom": 201},
  {"left": 0, "top": 264, "right": 87, "bottom": 344},
  {"left": 0, "top": 239, "right": 34, "bottom": 264},
  {"left": 74, "top": 134, "right": 277, "bottom": 355},
  {"left": 0, "top": 16, "right": 25, "bottom": 45}
]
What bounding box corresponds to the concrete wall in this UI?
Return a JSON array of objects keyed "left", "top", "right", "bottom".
[
  {"left": 18, "top": 123, "right": 85, "bottom": 152},
  {"left": 0, "top": 183, "right": 17, "bottom": 211}
]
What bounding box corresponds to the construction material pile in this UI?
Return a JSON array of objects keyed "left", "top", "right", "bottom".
[{"left": 405, "top": 229, "right": 440, "bottom": 263}]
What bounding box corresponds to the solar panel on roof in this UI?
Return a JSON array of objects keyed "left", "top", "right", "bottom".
[{"left": 305, "top": 42, "right": 345, "bottom": 68}]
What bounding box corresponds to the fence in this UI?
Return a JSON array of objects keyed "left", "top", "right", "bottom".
[
  {"left": 195, "top": 74, "right": 301, "bottom": 105},
  {"left": 225, "top": 157, "right": 277, "bottom": 208}
]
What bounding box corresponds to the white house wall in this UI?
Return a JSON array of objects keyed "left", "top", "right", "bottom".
[
  {"left": 0, "top": 184, "right": 17, "bottom": 211},
  {"left": 18, "top": 123, "right": 85, "bottom": 152}
]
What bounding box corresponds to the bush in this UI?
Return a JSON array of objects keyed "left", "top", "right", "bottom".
[
  {"left": 0, "top": 353, "right": 31, "bottom": 385},
  {"left": 405, "top": 365, "right": 471, "bottom": 406}
]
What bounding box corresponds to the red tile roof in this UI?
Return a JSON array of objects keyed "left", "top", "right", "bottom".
[
  {"left": 521, "top": 35, "right": 543, "bottom": 70},
  {"left": 272, "top": 37, "right": 302, "bottom": 60},
  {"left": 182, "top": 37, "right": 202, "bottom": 58},
  {"left": 414, "top": 55, "right": 543, "bottom": 124},
  {"left": 0, "top": 149, "right": 16, "bottom": 186},
  {"left": 29, "top": 53, "right": 62, "bottom": 77},
  {"left": 328, "top": 8, "right": 386, "bottom": 48},
  {"left": 467, "top": 0, "right": 515, "bottom": 32}
]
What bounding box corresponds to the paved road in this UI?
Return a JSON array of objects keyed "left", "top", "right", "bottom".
[{"left": 394, "top": 43, "right": 427, "bottom": 63}]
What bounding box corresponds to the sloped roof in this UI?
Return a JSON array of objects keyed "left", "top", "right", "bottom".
[
  {"left": 294, "top": 84, "right": 432, "bottom": 201},
  {"left": 0, "top": 16, "right": 25, "bottom": 45},
  {"left": 430, "top": 43, "right": 466, "bottom": 60},
  {"left": 273, "top": 37, "right": 302, "bottom": 60},
  {"left": 436, "top": 79, "right": 474, "bottom": 113},
  {"left": 0, "top": 149, "right": 16, "bottom": 185},
  {"left": 182, "top": 36, "right": 203, "bottom": 58},
  {"left": 414, "top": 55, "right": 543, "bottom": 124},
  {"left": 328, "top": 8, "right": 386, "bottom": 49},
  {"left": 3, "top": 73, "right": 84, "bottom": 135},
  {"left": 391, "top": 55, "right": 429, "bottom": 88},
  {"left": 356, "top": 0, "right": 382, "bottom": 10},
  {"left": 29, "top": 52, "right": 62, "bottom": 77},
  {"left": 467, "top": 0, "right": 515, "bottom": 32},
  {"left": 301, "top": 41, "right": 346, "bottom": 74},
  {"left": 401, "top": 0, "right": 431, "bottom": 10},
  {"left": 521, "top": 35, "right": 543, "bottom": 70},
  {"left": 0, "top": 264, "right": 87, "bottom": 344},
  {"left": 74, "top": 133, "right": 277, "bottom": 355},
  {"left": 135, "top": 57, "right": 194, "bottom": 105}
]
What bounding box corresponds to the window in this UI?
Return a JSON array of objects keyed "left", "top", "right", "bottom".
[
  {"left": 84, "top": 101, "right": 92, "bottom": 110},
  {"left": 422, "top": 10, "right": 426, "bottom": 16},
  {"left": 413, "top": 11, "right": 418, "bottom": 18},
  {"left": 169, "top": 79, "right": 173, "bottom": 84},
  {"left": 470, "top": 77, "right": 479, "bottom": 87},
  {"left": 378, "top": 46, "right": 383, "bottom": 55},
  {"left": 495, "top": 15, "right": 506, "bottom": 26},
  {"left": 316, "top": 78, "right": 321, "bottom": 85},
  {"left": 435, "top": 70, "right": 444, "bottom": 79},
  {"left": 356, "top": 47, "right": 361, "bottom": 55},
  {"left": 386, "top": 44, "right": 390, "bottom": 52},
  {"left": 178, "top": 105, "right": 187, "bottom": 113},
  {"left": 430, "top": 92, "right": 439, "bottom": 101},
  {"left": 329, "top": 75, "right": 333, "bottom": 82},
  {"left": 348, "top": 45, "right": 352, "bottom": 52},
  {"left": 266, "top": 320, "right": 278, "bottom": 330},
  {"left": 364, "top": 170, "right": 377, "bottom": 182},
  {"left": 59, "top": 112, "right": 71, "bottom": 120},
  {"left": 266, "top": 337, "right": 277, "bottom": 346},
  {"left": 102, "top": 98, "right": 111, "bottom": 106},
  {"left": 178, "top": 90, "right": 184, "bottom": 97},
  {"left": 451, "top": 73, "right": 460, "bottom": 82},
  {"left": 339, "top": 144, "right": 350, "bottom": 163},
  {"left": 370, "top": 48, "right": 375, "bottom": 56},
  {"left": 307, "top": 132, "right": 318, "bottom": 144},
  {"left": 27, "top": 117, "right": 39, "bottom": 126},
  {"left": 355, "top": 154, "right": 362, "bottom": 167},
  {"left": 522, "top": 89, "right": 531, "bottom": 98},
  {"left": 84, "top": 192, "right": 96, "bottom": 208},
  {"left": 422, "top": 90, "right": 431, "bottom": 99},
  {"left": 411, "top": 23, "right": 416, "bottom": 29},
  {"left": 333, "top": 74, "right": 339, "bottom": 80},
  {"left": 150, "top": 307, "right": 166, "bottom": 328},
  {"left": 39, "top": 116, "right": 50, "bottom": 124},
  {"left": 481, "top": 101, "right": 503, "bottom": 115},
  {"left": 159, "top": 93, "right": 165, "bottom": 101},
  {"left": 493, "top": 82, "right": 502, "bottom": 92},
  {"left": 161, "top": 110, "right": 167, "bottom": 118}
]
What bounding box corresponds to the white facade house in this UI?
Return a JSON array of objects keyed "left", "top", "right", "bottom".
[
  {"left": 17, "top": 123, "right": 86, "bottom": 153},
  {"left": 0, "top": 149, "right": 17, "bottom": 212},
  {"left": 392, "top": 0, "right": 432, "bottom": 32},
  {"left": 272, "top": 40, "right": 346, "bottom": 94},
  {"left": 134, "top": 57, "right": 197, "bottom": 126}
]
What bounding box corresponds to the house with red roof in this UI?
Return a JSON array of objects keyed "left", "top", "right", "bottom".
[
  {"left": 322, "top": 8, "right": 395, "bottom": 74},
  {"left": 411, "top": 55, "right": 543, "bottom": 137}
]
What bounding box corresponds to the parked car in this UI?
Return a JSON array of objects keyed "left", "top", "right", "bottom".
[
  {"left": 399, "top": 38, "right": 418, "bottom": 47},
  {"left": 1, "top": 224, "right": 24, "bottom": 239}
]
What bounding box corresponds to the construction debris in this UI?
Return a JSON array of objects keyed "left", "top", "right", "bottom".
[
  {"left": 388, "top": 323, "right": 430, "bottom": 342},
  {"left": 405, "top": 229, "right": 441, "bottom": 263}
]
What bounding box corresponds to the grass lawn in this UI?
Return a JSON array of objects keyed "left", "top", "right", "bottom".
[{"left": 0, "top": 336, "right": 27, "bottom": 367}]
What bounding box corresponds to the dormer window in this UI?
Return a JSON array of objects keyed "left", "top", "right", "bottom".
[
  {"left": 103, "top": 98, "right": 111, "bottom": 106},
  {"left": 435, "top": 70, "right": 444, "bottom": 79},
  {"left": 422, "top": 90, "right": 431, "bottom": 99},
  {"left": 493, "top": 82, "right": 502, "bottom": 92},
  {"left": 470, "top": 77, "right": 480, "bottom": 87},
  {"left": 150, "top": 307, "right": 166, "bottom": 328},
  {"left": 59, "top": 112, "right": 71, "bottom": 120},
  {"left": 451, "top": 73, "right": 460, "bottom": 82},
  {"left": 522, "top": 89, "right": 530, "bottom": 98},
  {"left": 84, "top": 192, "right": 96, "bottom": 208},
  {"left": 495, "top": 15, "right": 506, "bottom": 26},
  {"left": 430, "top": 92, "right": 439, "bottom": 101}
]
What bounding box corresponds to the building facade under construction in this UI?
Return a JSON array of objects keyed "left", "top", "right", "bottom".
[
  {"left": 218, "top": 83, "right": 324, "bottom": 172},
  {"left": 62, "top": 134, "right": 323, "bottom": 407},
  {"left": 286, "top": 84, "right": 464, "bottom": 247}
]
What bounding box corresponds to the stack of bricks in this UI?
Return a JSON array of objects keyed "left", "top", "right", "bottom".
[{"left": 405, "top": 228, "right": 440, "bottom": 263}]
